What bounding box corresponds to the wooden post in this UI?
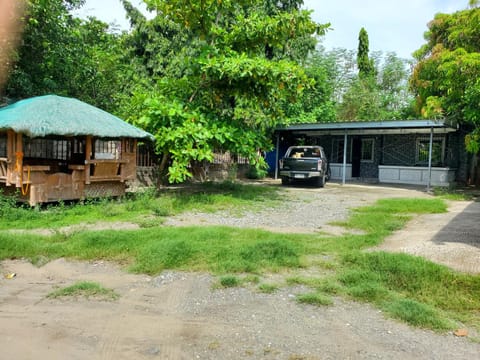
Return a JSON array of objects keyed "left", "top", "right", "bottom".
[
  {"left": 85, "top": 136, "right": 92, "bottom": 184},
  {"left": 15, "top": 133, "right": 22, "bottom": 187},
  {"left": 6, "top": 130, "right": 15, "bottom": 185}
]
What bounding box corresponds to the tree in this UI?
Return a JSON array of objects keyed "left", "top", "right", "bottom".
[
  {"left": 127, "top": 0, "right": 328, "bottom": 183},
  {"left": 411, "top": 6, "right": 480, "bottom": 153},
  {"left": 6, "top": 0, "right": 86, "bottom": 98},
  {"left": 357, "top": 27, "right": 375, "bottom": 78},
  {"left": 0, "top": 0, "right": 26, "bottom": 96},
  {"left": 5, "top": 0, "right": 125, "bottom": 112},
  {"left": 335, "top": 34, "right": 413, "bottom": 121},
  {"left": 282, "top": 48, "right": 336, "bottom": 123}
]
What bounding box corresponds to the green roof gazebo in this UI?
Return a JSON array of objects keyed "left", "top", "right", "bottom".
[{"left": 0, "top": 95, "right": 153, "bottom": 205}]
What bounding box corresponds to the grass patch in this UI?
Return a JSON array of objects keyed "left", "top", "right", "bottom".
[
  {"left": 338, "top": 251, "right": 480, "bottom": 330},
  {"left": 0, "top": 181, "right": 281, "bottom": 231},
  {"left": 258, "top": 283, "right": 279, "bottom": 294},
  {"left": 0, "top": 226, "right": 308, "bottom": 276},
  {"left": 432, "top": 187, "right": 475, "bottom": 201},
  {"left": 218, "top": 275, "right": 241, "bottom": 288},
  {"left": 383, "top": 298, "right": 454, "bottom": 330},
  {"left": 47, "top": 281, "right": 118, "bottom": 300},
  {"left": 296, "top": 292, "right": 333, "bottom": 306}
]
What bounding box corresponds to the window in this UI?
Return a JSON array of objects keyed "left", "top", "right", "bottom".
[
  {"left": 416, "top": 137, "right": 444, "bottom": 166},
  {"left": 95, "top": 139, "right": 121, "bottom": 160},
  {"left": 361, "top": 139, "right": 374, "bottom": 162},
  {"left": 23, "top": 137, "right": 71, "bottom": 160},
  {"left": 0, "top": 133, "right": 6, "bottom": 157},
  {"left": 331, "top": 139, "right": 346, "bottom": 163}
]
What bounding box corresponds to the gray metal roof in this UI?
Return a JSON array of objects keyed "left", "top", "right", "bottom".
[{"left": 278, "top": 120, "right": 457, "bottom": 132}]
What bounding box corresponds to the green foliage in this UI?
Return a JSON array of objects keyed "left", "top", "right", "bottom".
[
  {"left": 411, "top": 7, "right": 480, "bottom": 151},
  {"left": 47, "top": 281, "right": 119, "bottom": 300},
  {"left": 357, "top": 27, "right": 375, "bottom": 78},
  {"left": 6, "top": 0, "right": 125, "bottom": 111},
  {"left": 124, "top": 0, "right": 328, "bottom": 182},
  {"left": 283, "top": 49, "right": 337, "bottom": 123},
  {"left": 332, "top": 47, "right": 414, "bottom": 121}
]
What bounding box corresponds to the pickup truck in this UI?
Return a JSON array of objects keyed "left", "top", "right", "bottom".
[{"left": 279, "top": 145, "right": 330, "bottom": 187}]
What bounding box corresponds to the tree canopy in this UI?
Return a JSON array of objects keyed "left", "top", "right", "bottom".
[
  {"left": 124, "top": 0, "right": 330, "bottom": 182},
  {"left": 5, "top": 0, "right": 125, "bottom": 112},
  {"left": 334, "top": 30, "right": 414, "bottom": 121},
  {"left": 411, "top": 6, "right": 480, "bottom": 152}
]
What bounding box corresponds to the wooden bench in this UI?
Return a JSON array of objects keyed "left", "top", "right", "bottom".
[{"left": 85, "top": 159, "right": 126, "bottom": 183}]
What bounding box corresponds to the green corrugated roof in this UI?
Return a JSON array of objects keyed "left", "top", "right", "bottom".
[{"left": 0, "top": 95, "right": 154, "bottom": 140}]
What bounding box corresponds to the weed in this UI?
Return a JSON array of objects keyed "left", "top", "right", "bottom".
[
  {"left": 296, "top": 292, "right": 333, "bottom": 306},
  {"left": 47, "top": 281, "right": 118, "bottom": 300},
  {"left": 219, "top": 275, "right": 240, "bottom": 288},
  {"left": 258, "top": 283, "right": 278, "bottom": 294}
]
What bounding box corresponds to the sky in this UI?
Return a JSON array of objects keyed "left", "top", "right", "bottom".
[{"left": 75, "top": 0, "right": 467, "bottom": 59}]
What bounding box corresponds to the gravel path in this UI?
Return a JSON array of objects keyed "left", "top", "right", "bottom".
[{"left": 165, "top": 182, "right": 432, "bottom": 235}]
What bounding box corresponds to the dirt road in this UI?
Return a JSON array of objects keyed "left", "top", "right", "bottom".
[{"left": 1, "top": 182, "right": 479, "bottom": 359}]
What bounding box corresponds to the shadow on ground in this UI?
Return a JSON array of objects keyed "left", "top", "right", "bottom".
[{"left": 432, "top": 201, "right": 480, "bottom": 249}]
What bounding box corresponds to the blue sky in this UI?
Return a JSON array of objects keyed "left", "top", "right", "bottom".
[{"left": 75, "top": 0, "right": 467, "bottom": 59}]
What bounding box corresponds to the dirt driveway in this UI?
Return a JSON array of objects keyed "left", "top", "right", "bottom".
[{"left": 1, "top": 182, "right": 479, "bottom": 360}]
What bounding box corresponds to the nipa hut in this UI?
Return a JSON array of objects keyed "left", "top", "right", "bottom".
[{"left": 0, "top": 95, "right": 154, "bottom": 205}]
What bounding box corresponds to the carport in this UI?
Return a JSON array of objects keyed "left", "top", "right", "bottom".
[{"left": 274, "top": 120, "right": 460, "bottom": 189}]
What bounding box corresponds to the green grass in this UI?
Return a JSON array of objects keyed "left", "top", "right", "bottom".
[
  {"left": 0, "top": 181, "right": 281, "bottom": 231},
  {"left": 296, "top": 292, "right": 333, "bottom": 306},
  {"left": 219, "top": 275, "right": 241, "bottom": 288},
  {"left": 0, "top": 226, "right": 307, "bottom": 274},
  {"left": 432, "top": 187, "right": 475, "bottom": 201},
  {"left": 47, "top": 281, "right": 118, "bottom": 300},
  {"left": 1, "top": 188, "right": 478, "bottom": 333},
  {"left": 338, "top": 251, "right": 480, "bottom": 329},
  {"left": 258, "top": 283, "right": 279, "bottom": 294}
]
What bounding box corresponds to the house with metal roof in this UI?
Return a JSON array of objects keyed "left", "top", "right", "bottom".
[
  {"left": 273, "top": 119, "right": 467, "bottom": 188},
  {"left": 0, "top": 95, "right": 154, "bottom": 205}
]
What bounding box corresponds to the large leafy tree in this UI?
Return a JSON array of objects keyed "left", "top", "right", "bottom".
[
  {"left": 282, "top": 49, "right": 336, "bottom": 123},
  {"left": 5, "top": 0, "right": 124, "bottom": 112},
  {"left": 128, "top": 0, "right": 328, "bottom": 183},
  {"left": 411, "top": 6, "right": 480, "bottom": 152},
  {"left": 6, "top": 0, "right": 86, "bottom": 98}
]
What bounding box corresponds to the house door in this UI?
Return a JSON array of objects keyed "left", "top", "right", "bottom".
[{"left": 352, "top": 137, "right": 361, "bottom": 178}]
